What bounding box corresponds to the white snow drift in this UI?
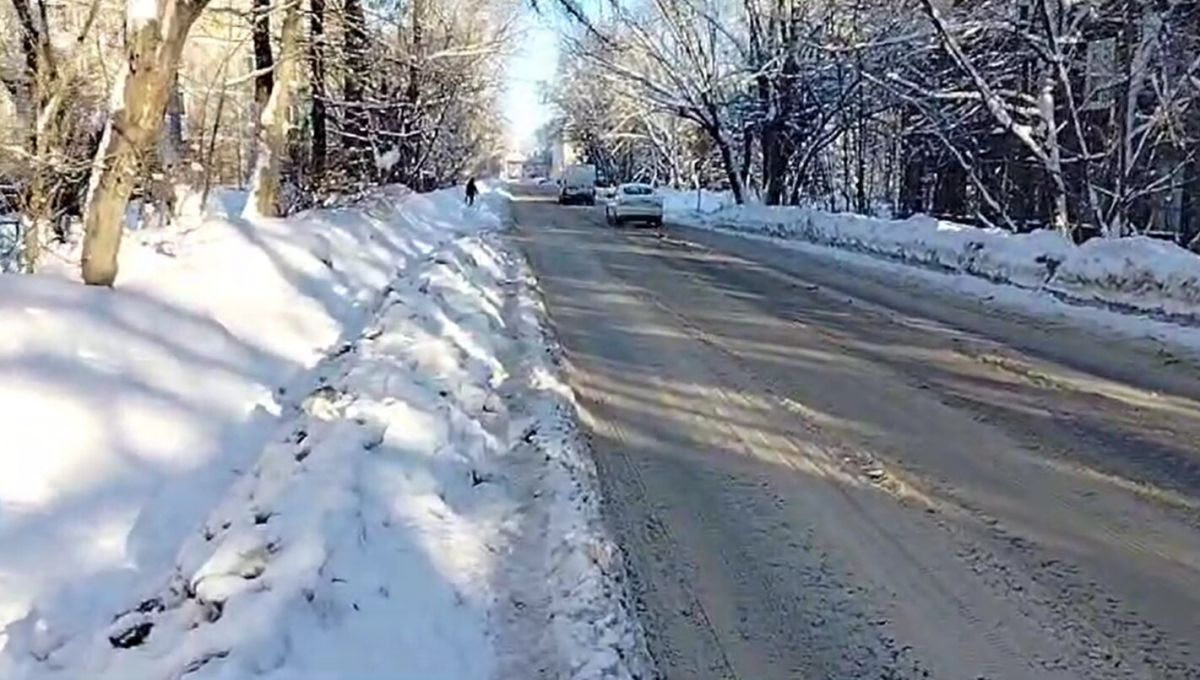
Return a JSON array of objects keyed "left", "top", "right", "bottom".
[
  {"left": 664, "top": 191, "right": 1200, "bottom": 319},
  {"left": 0, "top": 187, "right": 648, "bottom": 678}
]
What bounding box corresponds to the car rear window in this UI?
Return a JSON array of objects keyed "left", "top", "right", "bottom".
[{"left": 622, "top": 185, "right": 654, "bottom": 195}]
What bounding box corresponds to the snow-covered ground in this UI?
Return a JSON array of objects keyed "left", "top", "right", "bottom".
[
  {"left": 663, "top": 190, "right": 1200, "bottom": 322},
  {"left": 0, "top": 187, "right": 648, "bottom": 678}
]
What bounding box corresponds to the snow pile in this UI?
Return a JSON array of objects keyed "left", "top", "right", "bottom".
[
  {"left": 660, "top": 188, "right": 732, "bottom": 216},
  {"left": 492, "top": 251, "right": 652, "bottom": 680},
  {"left": 0, "top": 185, "right": 489, "bottom": 648},
  {"left": 0, "top": 188, "right": 500, "bottom": 652},
  {"left": 1, "top": 217, "right": 649, "bottom": 678},
  {"left": 665, "top": 193, "right": 1200, "bottom": 318},
  {"left": 373, "top": 147, "right": 401, "bottom": 173},
  {"left": 0, "top": 185, "right": 649, "bottom": 678},
  {"left": 1053, "top": 236, "right": 1200, "bottom": 316}
]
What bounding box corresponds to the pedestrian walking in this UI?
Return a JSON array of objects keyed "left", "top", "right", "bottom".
[{"left": 465, "top": 177, "right": 479, "bottom": 207}]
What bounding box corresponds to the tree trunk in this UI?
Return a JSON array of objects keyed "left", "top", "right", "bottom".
[
  {"left": 400, "top": 0, "right": 424, "bottom": 184},
  {"left": 165, "top": 73, "right": 185, "bottom": 153},
  {"left": 758, "top": 36, "right": 798, "bottom": 206},
  {"left": 855, "top": 83, "right": 868, "bottom": 214},
  {"left": 80, "top": 0, "right": 207, "bottom": 286},
  {"left": 342, "top": 0, "right": 368, "bottom": 180},
  {"left": 159, "top": 73, "right": 189, "bottom": 217},
  {"left": 761, "top": 123, "right": 787, "bottom": 205},
  {"left": 712, "top": 128, "right": 745, "bottom": 205},
  {"left": 12, "top": 0, "right": 54, "bottom": 272},
  {"left": 252, "top": 0, "right": 274, "bottom": 108},
  {"left": 739, "top": 128, "right": 753, "bottom": 199},
  {"left": 244, "top": 0, "right": 273, "bottom": 184},
  {"left": 246, "top": 0, "right": 301, "bottom": 218},
  {"left": 200, "top": 71, "right": 229, "bottom": 207},
  {"left": 10, "top": 0, "right": 43, "bottom": 147},
  {"left": 898, "top": 130, "right": 923, "bottom": 217},
  {"left": 20, "top": 205, "right": 47, "bottom": 273},
  {"left": 1036, "top": 75, "right": 1071, "bottom": 237},
  {"left": 308, "top": 0, "right": 326, "bottom": 185}
]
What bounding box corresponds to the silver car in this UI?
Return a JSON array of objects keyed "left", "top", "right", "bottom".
[{"left": 605, "top": 183, "right": 663, "bottom": 227}]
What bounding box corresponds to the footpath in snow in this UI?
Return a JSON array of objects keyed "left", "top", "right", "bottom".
[
  {"left": 0, "top": 187, "right": 649, "bottom": 678},
  {"left": 663, "top": 190, "right": 1200, "bottom": 351}
]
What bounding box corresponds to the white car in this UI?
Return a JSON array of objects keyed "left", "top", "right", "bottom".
[{"left": 606, "top": 183, "right": 663, "bottom": 226}]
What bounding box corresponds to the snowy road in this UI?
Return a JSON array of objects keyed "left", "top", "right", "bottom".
[{"left": 510, "top": 186, "right": 1200, "bottom": 679}]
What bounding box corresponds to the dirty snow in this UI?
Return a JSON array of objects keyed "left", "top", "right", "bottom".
[
  {"left": 663, "top": 191, "right": 1200, "bottom": 321},
  {"left": 0, "top": 186, "right": 648, "bottom": 678}
]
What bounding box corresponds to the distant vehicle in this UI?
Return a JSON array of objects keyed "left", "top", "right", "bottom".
[
  {"left": 0, "top": 183, "right": 21, "bottom": 217},
  {"left": 559, "top": 164, "right": 597, "bottom": 205},
  {"left": 0, "top": 184, "right": 20, "bottom": 273},
  {"left": 595, "top": 176, "right": 615, "bottom": 199},
  {"left": 606, "top": 183, "right": 663, "bottom": 227}
]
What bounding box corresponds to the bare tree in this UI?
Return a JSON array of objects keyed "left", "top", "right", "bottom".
[
  {"left": 80, "top": 0, "right": 212, "bottom": 286},
  {"left": 245, "top": 0, "right": 301, "bottom": 217},
  {"left": 6, "top": 0, "right": 101, "bottom": 272},
  {"left": 308, "top": 0, "right": 327, "bottom": 185},
  {"left": 558, "top": 1, "right": 754, "bottom": 202},
  {"left": 251, "top": 0, "right": 274, "bottom": 109},
  {"left": 909, "top": 0, "right": 1199, "bottom": 239}
]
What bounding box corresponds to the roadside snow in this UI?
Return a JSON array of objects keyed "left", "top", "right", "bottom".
[
  {"left": 1051, "top": 236, "right": 1200, "bottom": 316},
  {"left": 669, "top": 216, "right": 1200, "bottom": 358},
  {"left": 0, "top": 187, "right": 649, "bottom": 678},
  {"left": 661, "top": 188, "right": 731, "bottom": 216},
  {"left": 664, "top": 191, "right": 1200, "bottom": 320}
]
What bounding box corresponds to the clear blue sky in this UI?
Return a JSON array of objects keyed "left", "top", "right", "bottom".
[{"left": 503, "top": 13, "right": 561, "bottom": 150}]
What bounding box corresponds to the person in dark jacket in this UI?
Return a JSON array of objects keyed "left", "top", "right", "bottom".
[{"left": 465, "top": 177, "right": 479, "bottom": 206}]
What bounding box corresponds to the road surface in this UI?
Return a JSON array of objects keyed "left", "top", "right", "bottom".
[{"left": 508, "top": 186, "right": 1200, "bottom": 680}]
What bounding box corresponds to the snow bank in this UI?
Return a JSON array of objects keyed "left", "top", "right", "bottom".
[
  {"left": 0, "top": 185, "right": 649, "bottom": 679},
  {"left": 664, "top": 190, "right": 1200, "bottom": 318},
  {"left": 661, "top": 188, "right": 732, "bottom": 216},
  {"left": 493, "top": 246, "right": 652, "bottom": 680},
  {"left": 1053, "top": 236, "right": 1200, "bottom": 316},
  {"left": 0, "top": 187, "right": 501, "bottom": 671}
]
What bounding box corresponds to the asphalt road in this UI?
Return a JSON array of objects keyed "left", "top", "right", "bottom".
[{"left": 508, "top": 186, "right": 1200, "bottom": 680}]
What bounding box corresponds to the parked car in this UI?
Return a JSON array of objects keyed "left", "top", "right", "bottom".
[{"left": 606, "top": 183, "right": 663, "bottom": 226}]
